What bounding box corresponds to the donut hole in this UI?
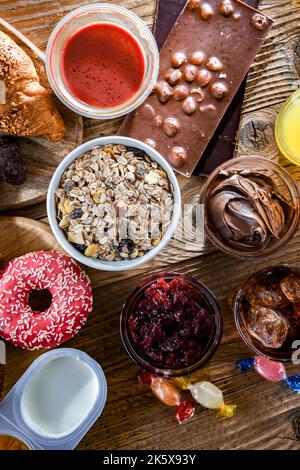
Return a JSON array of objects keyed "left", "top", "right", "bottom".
[{"left": 28, "top": 289, "right": 52, "bottom": 312}]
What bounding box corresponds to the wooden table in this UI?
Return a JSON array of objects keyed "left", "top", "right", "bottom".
[{"left": 1, "top": 0, "right": 300, "bottom": 450}]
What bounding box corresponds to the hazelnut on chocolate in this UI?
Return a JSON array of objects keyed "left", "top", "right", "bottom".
[
  {"left": 199, "top": 3, "right": 214, "bottom": 20},
  {"left": 206, "top": 56, "right": 223, "bottom": 71},
  {"left": 196, "top": 69, "right": 212, "bottom": 87},
  {"left": 182, "top": 96, "right": 196, "bottom": 115},
  {"left": 165, "top": 69, "right": 183, "bottom": 86},
  {"left": 252, "top": 13, "right": 269, "bottom": 31},
  {"left": 173, "top": 84, "right": 189, "bottom": 101},
  {"left": 156, "top": 81, "right": 173, "bottom": 103},
  {"left": 163, "top": 117, "right": 180, "bottom": 137},
  {"left": 144, "top": 138, "right": 156, "bottom": 149},
  {"left": 219, "top": 0, "right": 234, "bottom": 17},
  {"left": 188, "top": 0, "right": 201, "bottom": 10},
  {"left": 184, "top": 64, "right": 198, "bottom": 82},
  {"left": 140, "top": 104, "right": 155, "bottom": 120},
  {"left": 199, "top": 104, "right": 216, "bottom": 113},
  {"left": 190, "top": 51, "right": 205, "bottom": 66},
  {"left": 170, "top": 147, "right": 187, "bottom": 168},
  {"left": 154, "top": 115, "right": 163, "bottom": 127},
  {"left": 211, "top": 81, "right": 228, "bottom": 100},
  {"left": 190, "top": 87, "right": 205, "bottom": 102},
  {"left": 171, "top": 52, "right": 187, "bottom": 68}
]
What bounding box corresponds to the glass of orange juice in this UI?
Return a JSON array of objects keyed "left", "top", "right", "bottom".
[{"left": 275, "top": 89, "right": 300, "bottom": 165}]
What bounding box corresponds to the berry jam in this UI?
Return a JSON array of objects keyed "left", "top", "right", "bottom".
[
  {"left": 61, "top": 23, "right": 145, "bottom": 108},
  {"left": 128, "top": 277, "right": 214, "bottom": 369}
]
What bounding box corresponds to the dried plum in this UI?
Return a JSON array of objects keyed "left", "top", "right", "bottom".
[{"left": 0, "top": 136, "right": 26, "bottom": 185}]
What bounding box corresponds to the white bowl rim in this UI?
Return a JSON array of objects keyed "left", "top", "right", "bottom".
[{"left": 47, "top": 136, "right": 181, "bottom": 272}]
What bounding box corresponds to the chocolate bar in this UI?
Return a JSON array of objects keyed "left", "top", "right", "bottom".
[
  {"left": 119, "top": 0, "right": 273, "bottom": 177},
  {"left": 153, "top": 0, "right": 259, "bottom": 177}
]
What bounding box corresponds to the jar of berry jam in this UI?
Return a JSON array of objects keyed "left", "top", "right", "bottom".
[{"left": 120, "top": 273, "right": 223, "bottom": 377}]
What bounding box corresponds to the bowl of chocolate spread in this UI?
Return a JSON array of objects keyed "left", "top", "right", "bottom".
[{"left": 200, "top": 156, "right": 300, "bottom": 258}]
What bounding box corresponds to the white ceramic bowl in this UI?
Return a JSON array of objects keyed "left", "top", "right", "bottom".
[{"left": 47, "top": 136, "right": 181, "bottom": 272}]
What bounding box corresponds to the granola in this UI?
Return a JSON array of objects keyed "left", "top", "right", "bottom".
[{"left": 55, "top": 144, "right": 174, "bottom": 261}]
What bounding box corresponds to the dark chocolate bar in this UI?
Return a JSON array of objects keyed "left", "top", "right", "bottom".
[{"left": 119, "top": 0, "right": 273, "bottom": 177}]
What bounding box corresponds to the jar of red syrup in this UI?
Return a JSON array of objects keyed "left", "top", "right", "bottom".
[
  {"left": 120, "top": 273, "right": 223, "bottom": 377},
  {"left": 46, "top": 3, "right": 159, "bottom": 119}
]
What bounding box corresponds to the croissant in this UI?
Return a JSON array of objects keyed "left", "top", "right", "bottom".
[{"left": 0, "top": 30, "right": 65, "bottom": 142}]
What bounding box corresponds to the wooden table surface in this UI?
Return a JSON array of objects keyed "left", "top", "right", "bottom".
[{"left": 1, "top": 0, "right": 300, "bottom": 450}]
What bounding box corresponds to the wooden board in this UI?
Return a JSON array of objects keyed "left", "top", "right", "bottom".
[
  {"left": 0, "top": 18, "right": 83, "bottom": 211},
  {"left": 1, "top": 215, "right": 300, "bottom": 450},
  {"left": 1, "top": 0, "right": 300, "bottom": 451}
]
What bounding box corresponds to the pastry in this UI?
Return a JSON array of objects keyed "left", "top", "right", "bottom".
[{"left": 0, "top": 30, "right": 65, "bottom": 141}]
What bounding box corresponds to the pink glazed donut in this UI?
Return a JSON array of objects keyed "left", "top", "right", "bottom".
[{"left": 0, "top": 251, "right": 93, "bottom": 350}]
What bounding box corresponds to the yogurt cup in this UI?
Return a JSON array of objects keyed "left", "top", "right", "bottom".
[{"left": 0, "top": 348, "right": 107, "bottom": 450}]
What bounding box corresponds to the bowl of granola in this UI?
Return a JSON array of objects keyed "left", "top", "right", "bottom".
[{"left": 47, "top": 136, "right": 181, "bottom": 271}]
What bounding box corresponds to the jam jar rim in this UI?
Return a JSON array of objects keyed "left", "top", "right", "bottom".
[
  {"left": 120, "top": 272, "right": 223, "bottom": 377},
  {"left": 200, "top": 155, "right": 300, "bottom": 259},
  {"left": 234, "top": 264, "right": 300, "bottom": 362}
]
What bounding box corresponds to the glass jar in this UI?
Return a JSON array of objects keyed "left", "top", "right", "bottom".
[
  {"left": 234, "top": 265, "right": 300, "bottom": 362},
  {"left": 275, "top": 89, "right": 300, "bottom": 165},
  {"left": 46, "top": 3, "right": 159, "bottom": 119},
  {"left": 120, "top": 272, "right": 223, "bottom": 377},
  {"left": 0, "top": 434, "right": 31, "bottom": 450},
  {"left": 200, "top": 156, "right": 300, "bottom": 258}
]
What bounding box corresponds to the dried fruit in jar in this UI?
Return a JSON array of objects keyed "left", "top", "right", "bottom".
[
  {"left": 245, "top": 282, "right": 288, "bottom": 308},
  {"left": 128, "top": 277, "right": 214, "bottom": 369},
  {"left": 280, "top": 274, "right": 300, "bottom": 302},
  {"left": 246, "top": 305, "right": 288, "bottom": 349}
]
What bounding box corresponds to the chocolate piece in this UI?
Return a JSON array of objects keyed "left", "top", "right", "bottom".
[
  {"left": 152, "top": 0, "right": 260, "bottom": 177},
  {"left": 206, "top": 169, "right": 294, "bottom": 252},
  {"left": 119, "top": 0, "right": 272, "bottom": 177}
]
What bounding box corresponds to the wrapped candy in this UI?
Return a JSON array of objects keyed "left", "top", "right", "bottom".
[
  {"left": 138, "top": 371, "right": 195, "bottom": 424},
  {"left": 138, "top": 371, "right": 237, "bottom": 422},
  {"left": 236, "top": 356, "right": 300, "bottom": 392},
  {"left": 174, "top": 377, "right": 237, "bottom": 418}
]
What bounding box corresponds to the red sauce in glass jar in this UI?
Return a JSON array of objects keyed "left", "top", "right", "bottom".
[{"left": 61, "top": 23, "right": 145, "bottom": 108}]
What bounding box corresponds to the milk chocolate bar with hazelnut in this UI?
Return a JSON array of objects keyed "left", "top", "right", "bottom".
[
  {"left": 119, "top": 0, "right": 273, "bottom": 177},
  {"left": 152, "top": 0, "right": 258, "bottom": 177}
]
